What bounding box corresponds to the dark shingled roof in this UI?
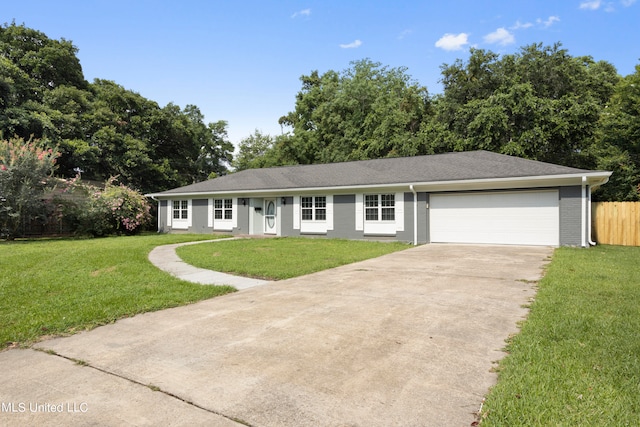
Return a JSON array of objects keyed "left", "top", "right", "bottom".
[{"left": 153, "top": 150, "right": 597, "bottom": 195}]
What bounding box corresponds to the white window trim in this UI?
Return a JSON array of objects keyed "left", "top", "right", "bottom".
[
  {"left": 293, "top": 196, "right": 300, "bottom": 230},
  {"left": 209, "top": 198, "right": 237, "bottom": 231},
  {"left": 207, "top": 199, "right": 213, "bottom": 228},
  {"left": 171, "top": 199, "right": 192, "bottom": 230},
  {"left": 295, "top": 195, "right": 333, "bottom": 234},
  {"left": 395, "top": 192, "right": 404, "bottom": 232},
  {"left": 355, "top": 194, "right": 364, "bottom": 231},
  {"left": 361, "top": 193, "right": 401, "bottom": 236}
]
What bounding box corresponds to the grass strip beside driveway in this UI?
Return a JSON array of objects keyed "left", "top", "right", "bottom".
[
  {"left": 176, "top": 237, "right": 410, "bottom": 280},
  {"left": 0, "top": 234, "right": 233, "bottom": 349},
  {"left": 481, "top": 245, "right": 640, "bottom": 425}
]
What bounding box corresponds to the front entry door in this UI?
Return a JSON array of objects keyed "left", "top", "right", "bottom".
[{"left": 264, "top": 198, "right": 277, "bottom": 234}]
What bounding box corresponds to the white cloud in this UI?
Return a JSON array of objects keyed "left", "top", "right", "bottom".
[
  {"left": 434, "top": 33, "right": 469, "bottom": 51},
  {"left": 580, "top": 0, "right": 602, "bottom": 10},
  {"left": 511, "top": 20, "right": 534, "bottom": 30},
  {"left": 398, "top": 29, "right": 413, "bottom": 40},
  {"left": 291, "top": 8, "right": 311, "bottom": 18},
  {"left": 538, "top": 15, "right": 560, "bottom": 27},
  {"left": 339, "top": 39, "right": 362, "bottom": 49},
  {"left": 483, "top": 28, "right": 515, "bottom": 46}
]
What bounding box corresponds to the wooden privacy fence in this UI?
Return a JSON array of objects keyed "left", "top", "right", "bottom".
[{"left": 592, "top": 202, "right": 640, "bottom": 246}]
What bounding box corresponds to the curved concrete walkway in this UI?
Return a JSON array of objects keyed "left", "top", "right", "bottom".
[{"left": 148, "top": 238, "right": 271, "bottom": 290}]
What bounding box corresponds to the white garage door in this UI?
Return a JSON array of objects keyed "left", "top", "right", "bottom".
[{"left": 430, "top": 190, "right": 559, "bottom": 246}]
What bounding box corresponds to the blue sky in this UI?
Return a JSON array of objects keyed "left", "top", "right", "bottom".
[{"left": 4, "top": 1, "right": 639, "bottom": 147}]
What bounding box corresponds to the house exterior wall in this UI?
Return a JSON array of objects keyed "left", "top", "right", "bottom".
[
  {"left": 424, "top": 193, "right": 431, "bottom": 244},
  {"left": 328, "top": 195, "right": 360, "bottom": 240},
  {"left": 158, "top": 199, "right": 168, "bottom": 232},
  {"left": 395, "top": 192, "right": 429, "bottom": 244},
  {"left": 192, "top": 199, "right": 211, "bottom": 233},
  {"left": 559, "top": 185, "right": 582, "bottom": 246},
  {"left": 235, "top": 198, "right": 250, "bottom": 234},
  {"left": 278, "top": 197, "right": 294, "bottom": 237},
  {"left": 154, "top": 185, "right": 586, "bottom": 246}
]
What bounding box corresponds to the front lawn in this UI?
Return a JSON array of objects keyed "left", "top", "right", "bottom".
[
  {"left": 481, "top": 245, "right": 640, "bottom": 425},
  {"left": 0, "top": 234, "right": 233, "bottom": 349},
  {"left": 177, "top": 237, "right": 410, "bottom": 280}
]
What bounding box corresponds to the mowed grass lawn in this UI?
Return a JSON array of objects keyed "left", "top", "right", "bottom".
[
  {"left": 176, "top": 237, "right": 410, "bottom": 280},
  {"left": 0, "top": 234, "right": 233, "bottom": 348},
  {"left": 1, "top": 235, "right": 408, "bottom": 349},
  {"left": 481, "top": 245, "right": 640, "bottom": 426}
]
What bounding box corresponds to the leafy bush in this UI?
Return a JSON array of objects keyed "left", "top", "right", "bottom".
[
  {"left": 0, "top": 137, "right": 60, "bottom": 239},
  {"left": 100, "top": 178, "right": 152, "bottom": 235},
  {"left": 55, "top": 176, "right": 152, "bottom": 237}
]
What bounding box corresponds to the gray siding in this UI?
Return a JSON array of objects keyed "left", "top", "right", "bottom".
[
  {"left": 424, "top": 193, "right": 430, "bottom": 243},
  {"left": 191, "top": 199, "right": 210, "bottom": 233},
  {"left": 234, "top": 199, "right": 250, "bottom": 234},
  {"left": 396, "top": 192, "right": 414, "bottom": 243},
  {"left": 396, "top": 192, "right": 429, "bottom": 244},
  {"left": 158, "top": 199, "right": 169, "bottom": 232},
  {"left": 328, "top": 195, "right": 362, "bottom": 240},
  {"left": 559, "top": 185, "right": 583, "bottom": 246},
  {"left": 280, "top": 197, "right": 298, "bottom": 237},
  {"left": 156, "top": 186, "right": 583, "bottom": 246}
]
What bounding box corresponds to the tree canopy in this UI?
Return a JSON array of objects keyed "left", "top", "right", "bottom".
[
  {"left": 2, "top": 22, "right": 638, "bottom": 201},
  {"left": 278, "top": 59, "right": 431, "bottom": 164},
  {"left": 0, "top": 23, "right": 233, "bottom": 193},
  {"left": 252, "top": 46, "right": 635, "bottom": 201},
  {"left": 429, "top": 43, "right": 619, "bottom": 167}
]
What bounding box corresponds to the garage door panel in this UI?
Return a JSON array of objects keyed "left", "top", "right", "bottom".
[{"left": 430, "top": 191, "right": 559, "bottom": 246}]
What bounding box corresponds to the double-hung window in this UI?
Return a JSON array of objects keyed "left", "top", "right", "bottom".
[
  {"left": 210, "top": 198, "right": 235, "bottom": 231},
  {"left": 214, "top": 198, "right": 233, "bottom": 220},
  {"left": 296, "top": 195, "right": 331, "bottom": 234},
  {"left": 365, "top": 194, "right": 395, "bottom": 221},
  {"left": 301, "top": 196, "right": 326, "bottom": 221},
  {"left": 173, "top": 200, "right": 188, "bottom": 220},
  {"left": 170, "top": 199, "right": 191, "bottom": 229},
  {"left": 360, "top": 193, "right": 400, "bottom": 235}
]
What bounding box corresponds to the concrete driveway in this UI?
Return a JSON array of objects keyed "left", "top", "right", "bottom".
[{"left": 0, "top": 244, "right": 552, "bottom": 426}]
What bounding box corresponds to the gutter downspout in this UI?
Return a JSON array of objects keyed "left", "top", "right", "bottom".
[
  {"left": 581, "top": 177, "right": 586, "bottom": 247},
  {"left": 410, "top": 185, "right": 418, "bottom": 246},
  {"left": 587, "top": 181, "right": 596, "bottom": 246},
  {"left": 581, "top": 176, "right": 596, "bottom": 247},
  {"left": 150, "top": 195, "right": 160, "bottom": 233}
]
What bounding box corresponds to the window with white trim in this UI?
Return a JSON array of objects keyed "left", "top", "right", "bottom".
[
  {"left": 173, "top": 200, "right": 188, "bottom": 220},
  {"left": 214, "top": 198, "right": 233, "bottom": 220},
  {"left": 301, "top": 196, "right": 326, "bottom": 221},
  {"left": 365, "top": 194, "right": 395, "bottom": 222}
]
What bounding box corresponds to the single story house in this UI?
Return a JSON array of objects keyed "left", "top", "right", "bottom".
[{"left": 147, "top": 150, "right": 611, "bottom": 247}]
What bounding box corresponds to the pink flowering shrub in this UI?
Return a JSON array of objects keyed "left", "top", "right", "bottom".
[
  {"left": 56, "top": 176, "right": 152, "bottom": 236},
  {"left": 99, "top": 178, "right": 152, "bottom": 234}
]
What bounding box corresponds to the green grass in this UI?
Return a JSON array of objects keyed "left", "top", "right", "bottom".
[
  {"left": 176, "top": 237, "right": 410, "bottom": 280},
  {"left": 0, "top": 234, "right": 233, "bottom": 349},
  {"left": 481, "top": 245, "right": 640, "bottom": 426}
]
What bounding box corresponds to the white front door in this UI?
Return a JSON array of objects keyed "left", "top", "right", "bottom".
[{"left": 264, "top": 198, "right": 277, "bottom": 234}]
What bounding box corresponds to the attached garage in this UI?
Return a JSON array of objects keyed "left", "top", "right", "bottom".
[
  {"left": 429, "top": 190, "right": 560, "bottom": 246},
  {"left": 149, "top": 150, "right": 612, "bottom": 247}
]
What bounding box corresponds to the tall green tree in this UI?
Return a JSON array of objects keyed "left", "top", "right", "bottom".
[
  {"left": 425, "top": 43, "right": 619, "bottom": 167},
  {"left": 279, "top": 59, "right": 430, "bottom": 164},
  {"left": 0, "top": 137, "right": 59, "bottom": 239},
  {"left": 232, "top": 129, "right": 282, "bottom": 171},
  {"left": 592, "top": 64, "right": 640, "bottom": 201},
  {"left": 0, "top": 23, "right": 233, "bottom": 193}
]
